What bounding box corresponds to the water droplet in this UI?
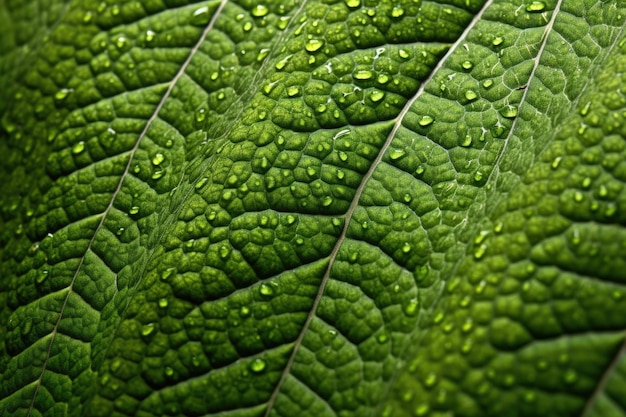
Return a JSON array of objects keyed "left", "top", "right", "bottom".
[
  {"left": 354, "top": 70, "right": 373, "bottom": 80},
  {"left": 192, "top": 6, "right": 210, "bottom": 24},
  {"left": 461, "top": 135, "right": 472, "bottom": 147},
  {"left": 145, "top": 30, "right": 155, "bottom": 42},
  {"left": 305, "top": 39, "right": 323, "bottom": 52},
  {"left": 316, "top": 103, "right": 327, "bottom": 113},
  {"left": 465, "top": 90, "right": 478, "bottom": 101},
  {"left": 72, "top": 141, "right": 85, "bottom": 154},
  {"left": 55, "top": 88, "right": 73, "bottom": 101},
  {"left": 195, "top": 177, "right": 209, "bottom": 189},
  {"left": 399, "top": 49, "right": 410, "bottom": 59},
  {"left": 115, "top": 35, "right": 127, "bottom": 49},
  {"left": 402, "top": 242, "right": 412, "bottom": 253},
  {"left": 580, "top": 101, "right": 591, "bottom": 116},
  {"left": 219, "top": 245, "right": 230, "bottom": 259},
  {"left": 252, "top": 5, "right": 269, "bottom": 17},
  {"left": 195, "top": 107, "right": 206, "bottom": 122},
  {"left": 501, "top": 106, "right": 518, "bottom": 118},
  {"left": 338, "top": 151, "right": 348, "bottom": 161},
  {"left": 474, "top": 171, "right": 483, "bottom": 182},
  {"left": 418, "top": 115, "right": 434, "bottom": 126},
  {"left": 164, "top": 366, "right": 175, "bottom": 376},
  {"left": 161, "top": 267, "right": 175, "bottom": 280},
  {"left": 259, "top": 283, "right": 274, "bottom": 296},
  {"left": 390, "top": 149, "right": 405, "bottom": 160},
  {"left": 322, "top": 196, "right": 333, "bottom": 207},
  {"left": 474, "top": 244, "right": 487, "bottom": 259},
  {"left": 249, "top": 358, "right": 266, "bottom": 373},
  {"left": 158, "top": 298, "right": 168, "bottom": 308},
  {"left": 152, "top": 153, "right": 165, "bottom": 165},
  {"left": 370, "top": 90, "right": 385, "bottom": 102},
  {"left": 492, "top": 36, "right": 504, "bottom": 46},
  {"left": 482, "top": 79, "right": 493, "bottom": 88},
  {"left": 287, "top": 86, "right": 299, "bottom": 97},
  {"left": 377, "top": 332, "right": 389, "bottom": 343},
  {"left": 462, "top": 60, "right": 473, "bottom": 70},
  {"left": 36, "top": 270, "right": 48, "bottom": 284},
  {"left": 526, "top": 1, "right": 546, "bottom": 12},
  {"left": 392, "top": 7, "right": 404, "bottom": 17},
  {"left": 404, "top": 298, "right": 419, "bottom": 316},
  {"left": 424, "top": 372, "right": 438, "bottom": 388},
  {"left": 141, "top": 323, "right": 155, "bottom": 337},
  {"left": 345, "top": 0, "right": 361, "bottom": 8},
  {"left": 83, "top": 11, "right": 93, "bottom": 23},
  {"left": 275, "top": 56, "right": 291, "bottom": 70},
  {"left": 377, "top": 73, "right": 390, "bottom": 84}
]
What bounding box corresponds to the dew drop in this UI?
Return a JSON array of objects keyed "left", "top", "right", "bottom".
[
  {"left": 370, "top": 90, "right": 385, "bottom": 102},
  {"left": 492, "top": 36, "right": 504, "bottom": 46},
  {"left": 305, "top": 39, "right": 323, "bottom": 52},
  {"left": 392, "top": 7, "right": 404, "bottom": 17},
  {"left": 55, "top": 88, "right": 73, "bottom": 101},
  {"left": 526, "top": 1, "right": 546, "bottom": 12},
  {"left": 402, "top": 242, "right": 412, "bottom": 253},
  {"left": 399, "top": 49, "right": 410, "bottom": 59},
  {"left": 345, "top": 0, "right": 361, "bottom": 8},
  {"left": 462, "top": 60, "right": 473, "bottom": 70},
  {"left": 322, "top": 196, "right": 333, "bottom": 207},
  {"left": 161, "top": 267, "right": 175, "bottom": 280},
  {"left": 377, "top": 73, "right": 390, "bottom": 84},
  {"left": 418, "top": 115, "right": 434, "bottom": 126},
  {"left": 354, "top": 70, "right": 373, "bottom": 80},
  {"left": 72, "top": 141, "right": 85, "bottom": 154},
  {"left": 390, "top": 149, "right": 405, "bottom": 160},
  {"left": 141, "top": 323, "right": 155, "bottom": 337},
  {"left": 482, "top": 79, "right": 493, "bottom": 88},
  {"left": 249, "top": 358, "right": 266, "bottom": 373},
  {"left": 152, "top": 153, "right": 165, "bottom": 165},
  {"left": 252, "top": 5, "right": 269, "bottom": 17},
  {"left": 259, "top": 283, "right": 274, "bottom": 296},
  {"left": 287, "top": 86, "right": 299, "bottom": 97},
  {"left": 501, "top": 106, "right": 518, "bottom": 118},
  {"left": 239, "top": 306, "right": 251, "bottom": 317},
  {"left": 465, "top": 90, "right": 478, "bottom": 101},
  {"left": 158, "top": 298, "right": 168, "bottom": 308},
  {"left": 145, "top": 30, "right": 155, "bottom": 42},
  {"left": 404, "top": 298, "right": 419, "bottom": 316}
]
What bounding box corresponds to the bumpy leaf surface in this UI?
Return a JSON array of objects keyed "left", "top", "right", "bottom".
[{"left": 1, "top": 0, "right": 625, "bottom": 416}]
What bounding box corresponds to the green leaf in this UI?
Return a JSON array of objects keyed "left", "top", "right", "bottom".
[{"left": 1, "top": 0, "right": 625, "bottom": 416}]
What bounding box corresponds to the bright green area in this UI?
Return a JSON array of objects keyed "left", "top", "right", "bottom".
[{"left": 0, "top": 0, "right": 625, "bottom": 416}]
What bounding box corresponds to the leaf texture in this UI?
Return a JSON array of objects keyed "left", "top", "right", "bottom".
[{"left": 0, "top": 0, "right": 625, "bottom": 416}]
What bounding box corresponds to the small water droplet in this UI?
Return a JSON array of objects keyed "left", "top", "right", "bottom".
[
  {"left": 259, "top": 283, "right": 274, "bottom": 296},
  {"left": 526, "top": 1, "right": 546, "bottom": 12},
  {"left": 72, "top": 141, "right": 85, "bottom": 154},
  {"left": 462, "top": 60, "right": 473, "bottom": 70},
  {"left": 399, "top": 49, "right": 410, "bottom": 59},
  {"left": 501, "top": 106, "right": 518, "bottom": 118},
  {"left": 465, "top": 90, "right": 478, "bottom": 101},
  {"left": 345, "top": 0, "right": 361, "bottom": 8},
  {"left": 158, "top": 298, "right": 168, "bottom": 308},
  {"left": 251, "top": 5, "right": 269, "bottom": 17},
  {"left": 249, "top": 358, "right": 266, "bottom": 373},
  {"left": 492, "top": 36, "right": 504, "bottom": 46},
  {"left": 55, "top": 88, "right": 73, "bottom": 101},
  {"left": 141, "top": 323, "right": 155, "bottom": 337},
  {"left": 354, "top": 70, "right": 373, "bottom": 80},
  {"left": 145, "top": 30, "right": 155, "bottom": 42},
  {"left": 402, "top": 242, "right": 412, "bottom": 253},
  {"left": 305, "top": 39, "right": 323, "bottom": 52},
  {"left": 161, "top": 267, "right": 175, "bottom": 280},
  {"left": 287, "top": 86, "right": 299, "bottom": 97},
  {"left": 370, "top": 90, "right": 385, "bottom": 102},
  {"left": 482, "top": 79, "right": 493, "bottom": 88},
  {"left": 418, "top": 115, "right": 434, "bottom": 126},
  {"left": 392, "top": 7, "right": 404, "bottom": 17},
  {"left": 322, "top": 196, "right": 333, "bottom": 207},
  {"left": 404, "top": 298, "right": 419, "bottom": 316},
  {"left": 390, "top": 149, "right": 405, "bottom": 160},
  {"left": 152, "top": 153, "right": 165, "bottom": 165}
]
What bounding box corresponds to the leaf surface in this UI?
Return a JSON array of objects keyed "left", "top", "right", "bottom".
[{"left": 0, "top": 0, "right": 625, "bottom": 416}]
